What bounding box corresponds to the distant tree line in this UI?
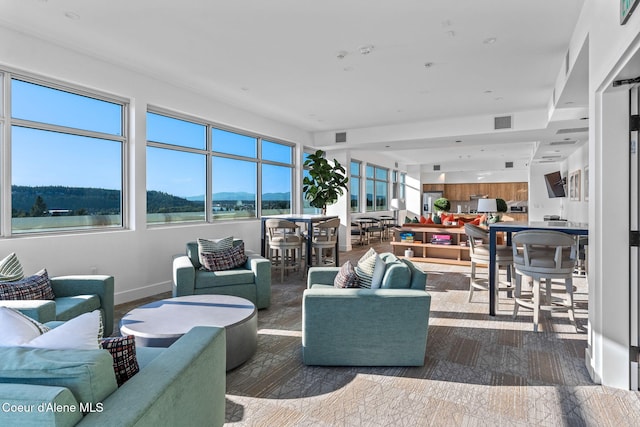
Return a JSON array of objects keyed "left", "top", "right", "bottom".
[{"left": 10, "top": 186, "right": 291, "bottom": 217}]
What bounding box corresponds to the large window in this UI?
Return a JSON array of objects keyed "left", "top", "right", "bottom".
[
  {"left": 9, "top": 77, "right": 125, "bottom": 234},
  {"left": 350, "top": 160, "right": 361, "bottom": 212},
  {"left": 147, "top": 110, "right": 294, "bottom": 223},
  {"left": 366, "top": 164, "right": 388, "bottom": 211}
]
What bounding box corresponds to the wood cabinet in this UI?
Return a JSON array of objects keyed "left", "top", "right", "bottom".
[
  {"left": 391, "top": 226, "right": 471, "bottom": 266},
  {"left": 423, "top": 182, "right": 528, "bottom": 203}
]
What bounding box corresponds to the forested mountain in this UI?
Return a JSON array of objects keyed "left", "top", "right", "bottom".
[{"left": 11, "top": 186, "right": 290, "bottom": 216}]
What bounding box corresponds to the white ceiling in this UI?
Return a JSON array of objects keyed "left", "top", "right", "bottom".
[{"left": 0, "top": 0, "right": 588, "bottom": 170}]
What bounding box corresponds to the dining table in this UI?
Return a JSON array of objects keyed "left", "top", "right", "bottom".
[
  {"left": 260, "top": 214, "right": 340, "bottom": 267},
  {"left": 487, "top": 220, "right": 589, "bottom": 316}
]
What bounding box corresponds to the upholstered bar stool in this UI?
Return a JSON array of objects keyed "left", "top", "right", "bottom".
[
  {"left": 265, "top": 219, "right": 304, "bottom": 283},
  {"left": 464, "top": 223, "right": 515, "bottom": 307},
  {"left": 511, "top": 230, "right": 578, "bottom": 332},
  {"left": 311, "top": 218, "right": 340, "bottom": 267}
]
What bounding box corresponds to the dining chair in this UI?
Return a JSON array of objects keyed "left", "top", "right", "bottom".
[
  {"left": 265, "top": 219, "right": 305, "bottom": 283},
  {"left": 464, "top": 223, "right": 515, "bottom": 307},
  {"left": 511, "top": 230, "right": 578, "bottom": 332},
  {"left": 310, "top": 217, "right": 340, "bottom": 267}
]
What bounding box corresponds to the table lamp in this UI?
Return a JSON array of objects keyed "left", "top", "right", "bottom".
[{"left": 477, "top": 198, "right": 497, "bottom": 225}]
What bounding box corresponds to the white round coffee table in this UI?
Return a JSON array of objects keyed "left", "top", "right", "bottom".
[{"left": 120, "top": 294, "right": 257, "bottom": 370}]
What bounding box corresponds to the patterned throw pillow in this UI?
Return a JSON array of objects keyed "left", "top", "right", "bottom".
[
  {"left": 101, "top": 335, "right": 140, "bottom": 386},
  {"left": 334, "top": 260, "right": 359, "bottom": 288},
  {"left": 0, "top": 269, "right": 55, "bottom": 300},
  {"left": 197, "top": 236, "right": 234, "bottom": 265},
  {"left": 355, "top": 248, "right": 386, "bottom": 289},
  {"left": 200, "top": 242, "right": 248, "bottom": 271},
  {"left": 0, "top": 252, "right": 24, "bottom": 282}
]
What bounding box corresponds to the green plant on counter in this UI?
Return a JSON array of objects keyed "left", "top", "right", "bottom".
[
  {"left": 433, "top": 197, "right": 450, "bottom": 213},
  {"left": 496, "top": 198, "right": 508, "bottom": 213}
]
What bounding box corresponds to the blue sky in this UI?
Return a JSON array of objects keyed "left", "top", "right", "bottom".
[{"left": 11, "top": 79, "right": 293, "bottom": 198}]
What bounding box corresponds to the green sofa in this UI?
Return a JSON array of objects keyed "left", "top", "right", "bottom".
[
  {"left": 0, "top": 275, "right": 115, "bottom": 337},
  {"left": 173, "top": 240, "right": 271, "bottom": 309},
  {"left": 0, "top": 326, "right": 226, "bottom": 427},
  {"left": 303, "top": 253, "right": 431, "bottom": 366}
]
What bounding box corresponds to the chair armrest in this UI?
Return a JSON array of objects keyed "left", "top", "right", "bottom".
[
  {"left": 173, "top": 256, "right": 196, "bottom": 297},
  {"left": 302, "top": 288, "right": 431, "bottom": 366},
  {"left": 245, "top": 251, "right": 271, "bottom": 309},
  {"left": 0, "top": 300, "right": 56, "bottom": 323},
  {"left": 51, "top": 275, "right": 114, "bottom": 337},
  {"left": 79, "top": 326, "right": 226, "bottom": 427},
  {"left": 307, "top": 267, "right": 340, "bottom": 288}
]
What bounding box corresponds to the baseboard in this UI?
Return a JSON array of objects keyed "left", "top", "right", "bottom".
[
  {"left": 115, "top": 280, "right": 172, "bottom": 305},
  {"left": 585, "top": 347, "right": 602, "bottom": 384}
]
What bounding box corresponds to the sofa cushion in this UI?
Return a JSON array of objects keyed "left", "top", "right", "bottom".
[
  {"left": 334, "top": 261, "right": 359, "bottom": 288},
  {"left": 101, "top": 335, "right": 139, "bottom": 386},
  {"left": 55, "top": 294, "right": 101, "bottom": 321},
  {"left": 0, "top": 306, "right": 50, "bottom": 346},
  {"left": 200, "top": 242, "right": 248, "bottom": 271},
  {"left": 0, "top": 252, "right": 24, "bottom": 282},
  {"left": 0, "top": 269, "right": 55, "bottom": 300},
  {"left": 194, "top": 268, "right": 255, "bottom": 289},
  {"left": 25, "top": 310, "right": 103, "bottom": 350},
  {"left": 379, "top": 254, "right": 412, "bottom": 289},
  {"left": 0, "top": 346, "right": 117, "bottom": 406},
  {"left": 355, "top": 248, "right": 386, "bottom": 289}
]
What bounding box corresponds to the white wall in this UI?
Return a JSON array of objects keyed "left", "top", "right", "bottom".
[
  {"left": 0, "top": 26, "right": 311, "bottom": 304},
  {"left": 563, "top": 143, "right": 589, "bottom": 223}
]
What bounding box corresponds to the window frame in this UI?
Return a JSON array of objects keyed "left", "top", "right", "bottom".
[
  {"left": 365, "top": 163, "right": 389, "bottom": 212},
  {"left": 147, "top": 106, "right": 295, "bottom": 225},
  {"left": 350, "top": 159, "right": 362, "bottom": 213},
  {"left": 3, "top": 70, "right": 129, "bottom": 236}
]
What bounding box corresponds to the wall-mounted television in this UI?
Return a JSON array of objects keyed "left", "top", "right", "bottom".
[{"left": 544, "top": 171, "right": 566, "bottom": 198}]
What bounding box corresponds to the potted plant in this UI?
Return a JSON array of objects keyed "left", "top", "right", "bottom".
[
  {"left": 433, "top": 197, "right": 450, "bottom": 213},
  {"left": 302, "top": 150, "right": 349, "bottom": 215}
]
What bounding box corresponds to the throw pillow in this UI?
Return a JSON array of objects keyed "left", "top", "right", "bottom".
[
  {"left": 200, "top": 242, "right": 248, "bottom": 271},
  {"left": 355, "top": 248, "right": 386, "bottom": 289},
  {"left": 0, "top": 252, "right": 24, "bottom": 282},
  {"left": 0, "top": 306, "right": 51, "bottom": 346},
  {"left": 404, "top": 216, "right": 412, "bottom": 224},
  {"left": 197, "top": 236, "right": 234, "bottom": 265},
  {"left": 100, "top": 335, "right": 139, "bottom": 386},
  {"left": 419, "top": 215, "right": 427, "bottom": 224},
  {"left": 334, "top": 260, "right": 359, "bottom": 288},
  {"left": 25, "top": 310, "right": 103, "bottom": 350},
  {"left": 425, "top": 216, "right": 434, "bottom": 224},
  {"left": 0, "top": 268, "right": 55, "bottom": 300}
]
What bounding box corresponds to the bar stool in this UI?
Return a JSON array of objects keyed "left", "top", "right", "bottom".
[
  {"left": 265, "top": 219, "right": 304, "bottom": 283},
  {"left": 464, "top": 223, "right": 515, "bottom": 307},
  {"left": 311, "top": 218, "right": 340, "bottom": 266},
  {"left": 511, "top": 230, "right": 578, "bottom": 332}
]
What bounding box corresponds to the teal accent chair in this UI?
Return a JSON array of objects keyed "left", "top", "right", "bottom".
[
  {"left": 303, "top": 253, "right": 431, "bottom": 366},
  {"left": 173, "top": 240, "right": 271, "bottom": 309},
  {"left": 0, "top": 275, "right": 115, "bottom": 336}
]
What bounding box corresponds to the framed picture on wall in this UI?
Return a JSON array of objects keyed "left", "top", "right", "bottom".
[
  {"left": 584, "top": 166, "right": 589, "bottom": 201},
  {"left": 570, "top": 169, "right": 581, "bottom": 201}
]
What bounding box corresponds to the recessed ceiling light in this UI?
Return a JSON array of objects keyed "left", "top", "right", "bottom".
[
  {"left": 495, "top": 97, "right": 503, "bottom": 101},
  {"left": 240, "top": 87, "right": 249, "bottom": 91},
  {"left": 424, "top": 62, "right": 434, "bottom": 68},
  {"left": 343, "top": 66, "right": 353, "bottom": 72},
  {"left": 64, "top": 11, "right": 80, "bottom": 20},
  {"left": 484, "top": 90, "right": 493, "bottom": 94},
  {"left": 564, "top": 101, "right": 575, "bottom": 105},
  {"left": 455, "top": 140, "right": 462, "bottom": 143},
  {"left": 336, "top": 51, "right": 347, "bottom": 60},
  {"left": 483, "top": 37, "right": 497, "bottom": 44},
  {"left": 385, "top": 145, "right": 391, "bottom": 148},
  {"left": 359, "top": 45, "right": 374, "bottom": 55}
]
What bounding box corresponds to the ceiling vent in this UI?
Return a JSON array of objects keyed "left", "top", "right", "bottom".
[
  {"left": 542, "top": 155, "right": 562, "bottom": 159},
  {"left": 494, "top": 115, "right": 512, "bottom": 130},
  {"left": 549, "top": 140, "right": 577, "bottom": 146},
  {"left": 556, "top": 127, "right": 588, "bottom": 134},
  {"left": 335, "top": 132, "right": 347, "bottom": 143},
  {"left": 433, "top": 165, "right": 441, "bottom": 171},
  {"left": 505, "top": 161, "right": 514, "bottom": 168}
]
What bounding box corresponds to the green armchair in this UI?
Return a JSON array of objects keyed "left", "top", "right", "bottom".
[
  {"left": 173, "top": 240, "right": 271, "bottom": 309},
  {"left": 0, "top": 275, "right": 115, "bottom": 336}
]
